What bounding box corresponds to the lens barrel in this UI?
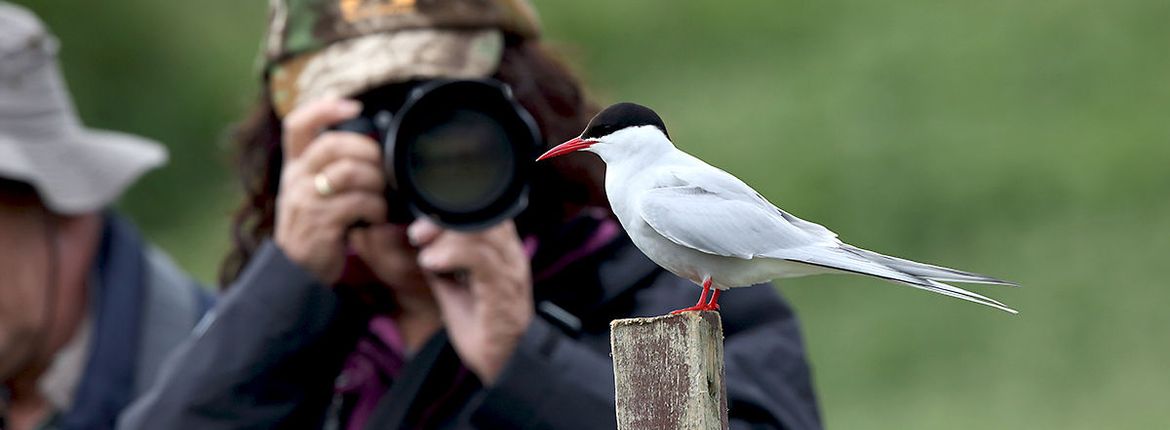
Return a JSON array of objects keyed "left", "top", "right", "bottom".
[{"left": 331, "top": 79, "right": 540, "bottom": 230}]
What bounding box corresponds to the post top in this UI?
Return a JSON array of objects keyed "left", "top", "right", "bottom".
[{"left": 610, "top": 311, "right": 722, "bottom": 329}]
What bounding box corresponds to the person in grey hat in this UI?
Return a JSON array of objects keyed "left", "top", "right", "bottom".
[{"left": 0, "top": 3, "right": 213, "bottom": 430}]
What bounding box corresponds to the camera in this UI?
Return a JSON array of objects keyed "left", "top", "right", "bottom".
[{"left": 334, "top": 79, "right": 541, "bottom": 230}]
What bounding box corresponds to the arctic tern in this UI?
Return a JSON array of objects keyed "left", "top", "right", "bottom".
[{"left": 537, "top": 102, "right": 1017, "bottom": 314}]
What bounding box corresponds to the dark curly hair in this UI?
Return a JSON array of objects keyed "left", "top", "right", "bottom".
[{"left": 219, "top": 36, "right": 607, "bottom": 287}]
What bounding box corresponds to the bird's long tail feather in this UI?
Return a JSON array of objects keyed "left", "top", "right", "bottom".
[
  {"left": 842, "top": 245, "right": 1019, "bottom": 287},
  {"left": 778, "top": 246, "right": 1018, "bottom": 314},
  {"left": 900, "top": 279, "right": 1017, "bottom": 314}
]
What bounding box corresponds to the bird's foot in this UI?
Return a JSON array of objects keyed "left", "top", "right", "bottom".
[
  {"left": 671, "top": 279, "right": 721, "bottom": 314},
  {"left": 669, "top": 303, "right": 720, "bottom": 314}
]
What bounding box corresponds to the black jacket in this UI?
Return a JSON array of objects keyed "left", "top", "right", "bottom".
[{"left": 119, "top": 230, "right": 821, "bottom": 429}]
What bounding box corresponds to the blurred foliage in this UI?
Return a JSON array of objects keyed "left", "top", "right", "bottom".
[{"left": 16, "top": 0, "right": 1170, "bottom": 428}]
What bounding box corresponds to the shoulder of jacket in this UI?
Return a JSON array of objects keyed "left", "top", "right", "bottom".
[{"left": 133, "top": 246, "right": 212, "bottom": 395}]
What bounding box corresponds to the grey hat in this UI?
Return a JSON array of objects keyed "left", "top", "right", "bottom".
[{"left": 0, "top": 2, "right": 166, "bottom": 214}]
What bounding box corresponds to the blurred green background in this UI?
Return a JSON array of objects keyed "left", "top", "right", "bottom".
[{"left": 17, "top": 0, "right": 1169, "bottom": 428}]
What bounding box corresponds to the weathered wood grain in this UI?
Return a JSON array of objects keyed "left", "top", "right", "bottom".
[{"left": 611, "top": 311, "right": 727, "bottom": 430}]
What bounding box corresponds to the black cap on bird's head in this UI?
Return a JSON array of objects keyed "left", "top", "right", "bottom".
[
  {"left": 536, "top": 102, "right": 670, "bottom": 161},
  {"left": 581, "top": 102, "right": 669, "bottom": 140}
]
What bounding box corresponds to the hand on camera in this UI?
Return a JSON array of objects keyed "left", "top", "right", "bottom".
[
  {"left": 275, "top": 99, "right": 386, "bottom": 284},
  {"left": 407, "top": 218, "right": 533, "bottom": 385}
]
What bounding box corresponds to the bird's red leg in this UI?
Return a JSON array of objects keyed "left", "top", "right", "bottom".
[
  {"left": 671, "top": 277, "right": 715, "bottom": 314},
  {"left": 706, "top": 288, "right": 721, "bottom": 311},
  {"left": 695, "top": 280, "right": 711, "bottom": 305}
]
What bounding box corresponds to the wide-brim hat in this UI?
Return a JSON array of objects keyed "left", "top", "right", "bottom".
[
  {"left": 264, "top": 0, "right": 542, "bottom": 117},
  {"left": 0, "top": 2, "right": 166, "bottom": 214}
]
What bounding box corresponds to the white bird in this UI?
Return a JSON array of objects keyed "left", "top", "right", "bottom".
[{"left": 537, "top": 102, "right": 1017, "bottom": 314}]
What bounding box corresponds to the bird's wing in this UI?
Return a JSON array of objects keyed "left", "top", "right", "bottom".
[
  {"left": 668, "top": 162, "right": 840, "bottom": 240},
  {"left": 637, "top": 166, "right": 839, "bottom": 259}
]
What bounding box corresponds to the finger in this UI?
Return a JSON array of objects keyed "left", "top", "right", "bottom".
[
  {"left": 414, "top": 222, "right": 524, "bottom": 275},
  {"left": 417, "top": 234, "right": 500, "bottom": 279},
  {"left": 317, "top": 159, "right": 385, "bottom": 195},
  {"left": 322, "top": 192, "right": 388, "bottom": 228},
  {"left": 429, "top": 268, "right": 472, "bottom": 288},
  {"left": 282, "top": 98, "right": 363, "bottom": 159},
  {"left": 433, "top": 220, "right": 523, "bottom": 267},
  {"left": 406, "top": 218, "right": 443, "bottom": 248},
  {"left": 480, "top": 220, "right": 526, "bottom": 262},
  {"left": 300, "top": 131, "right": 381, "bottom": 174}
]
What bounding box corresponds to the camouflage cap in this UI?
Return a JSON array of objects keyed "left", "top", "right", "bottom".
[{"left": 265, "top": 0, "right": 541, "bottom": 117}]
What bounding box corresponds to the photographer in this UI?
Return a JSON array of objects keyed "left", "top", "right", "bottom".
[{"left": 120, "top": 1, "right": 821, "bottom": 429}]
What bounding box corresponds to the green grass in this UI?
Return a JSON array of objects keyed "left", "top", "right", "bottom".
[{"left": 19, "top": 0, "right": 1170, "bottom": 427}]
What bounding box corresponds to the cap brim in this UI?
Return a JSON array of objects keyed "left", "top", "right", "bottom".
[
  {"left": 268, "top": 28, "right": 503, "bottom": 117},
  {"left": 0, "top": 129, "right": 166, "bottom": 214}
]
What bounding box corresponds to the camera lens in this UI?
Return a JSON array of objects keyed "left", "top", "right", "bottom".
[
  {"left": 402, "top": 109, "right": 515, "bottom": 213},
  {"left": 382, "top": 79, "right": 539, "bottom": 229}
]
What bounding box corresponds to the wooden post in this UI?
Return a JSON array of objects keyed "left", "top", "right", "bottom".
[{"left": 611, "top": 311, "right": 728, "bottom": 430}]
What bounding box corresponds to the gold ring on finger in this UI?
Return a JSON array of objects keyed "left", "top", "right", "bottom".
[{"left": 314, "top": 173, "right": 336, "bottom": 197}]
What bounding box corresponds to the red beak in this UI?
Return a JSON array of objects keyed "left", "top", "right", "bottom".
[{"left": 536, "top": 137, "right": 597, "bottom": 161}]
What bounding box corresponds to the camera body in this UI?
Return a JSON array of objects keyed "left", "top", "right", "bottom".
[{"left": 334, "top": 79, "right": 541, "bottom": 230}]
